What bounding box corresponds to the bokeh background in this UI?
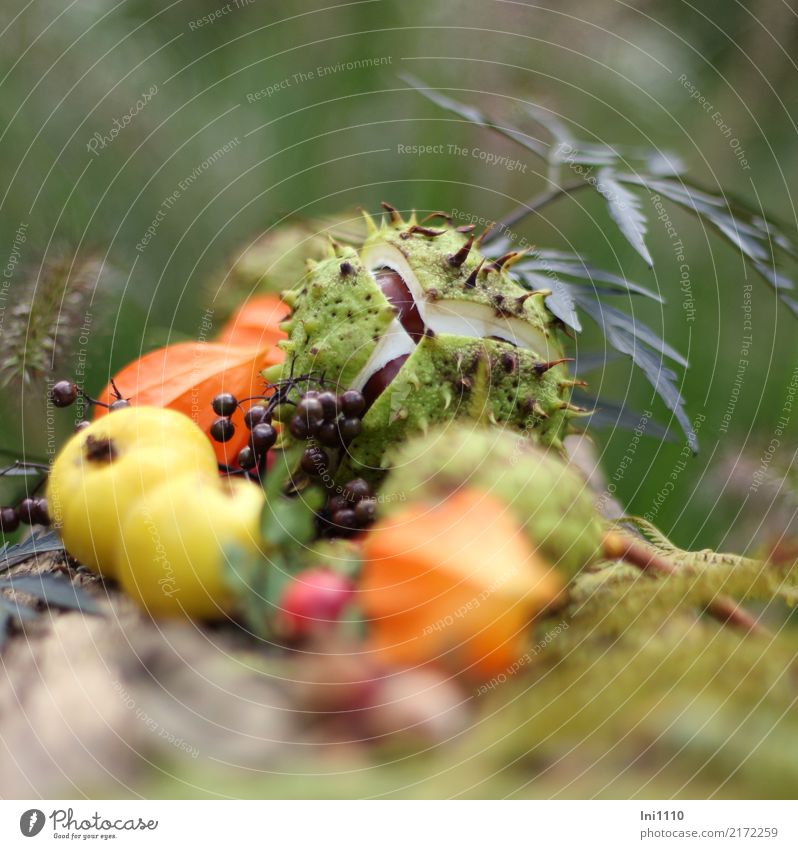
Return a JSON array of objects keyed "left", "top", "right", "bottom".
[{"left": 1, "top": 0, "right": 797, "bottom": 555}]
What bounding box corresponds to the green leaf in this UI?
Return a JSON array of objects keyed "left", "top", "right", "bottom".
[
  {"left": 0, "top": 531, "right": 65, "bottom": 574},
  {"left": 261, "top": 485, "right": 325, "bottom": 550},
  {"left": 224, "top": 544, "right": 294, "bottom": 640},
  {"left": 595, "top": 168, "right": 654, "bottom": 267},
  {"left": 400, "top": 74, "right": 549, "bottom": 159},
  {"left": 1, "top": 574, "right": 101, "bottom": 614}
]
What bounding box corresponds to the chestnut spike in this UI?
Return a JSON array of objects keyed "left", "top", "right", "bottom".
[
  {"left": 400, "top": 224, "right": 446, "bottom": 240},
  {"left": 488, "top": 249, "right": 528, "bottom": 272},
  {"left": 464, "top": 258, "right": 485, "bottom": 289},
  {"left": 380, "top": 201, "right": 402, "bottom": 225},
  {"left": 475, "top": 224, "right": 496, "bottom": 248},
  {"left": 533, "top": 357, "right": 574, "bottom": 376},
  {"left": 326, "top": 236, "right": 344, "bottom": 257},
  {"left": 455, "top": 224, "right": 476, "bottom": 233},
  {"left": 560, "top": 401, "right": 591, "bottom": 417},
  {"left": 447, "top": 235, "right": 474, "bottom": 268},
  {"left": 420, "top": 211, "right": 453, "bottom": 225},
  {"left": 360, "top": 208, "right": 378, "bottom": 235}
]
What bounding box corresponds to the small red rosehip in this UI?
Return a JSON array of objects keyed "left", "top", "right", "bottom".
[{"left": 276, "top": 568, "right": 355, "bottom": 639}]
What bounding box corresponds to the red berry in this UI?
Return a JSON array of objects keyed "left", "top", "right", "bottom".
[{"left": 276, "top": 569, "right": 355, "bottom": 639}]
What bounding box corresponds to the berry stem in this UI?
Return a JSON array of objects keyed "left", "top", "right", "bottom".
[
  {"left": 77, "top": 387, "right": 111, "bottom": 409},
  {"left": 0, "top": 460, "right": 50, "bottom": 476},
  {"left": 485, "top": 180, "right": 592, "bottom": 243},
  {"left": 603, "top": 531, "right": 767, "bottom": 636}
]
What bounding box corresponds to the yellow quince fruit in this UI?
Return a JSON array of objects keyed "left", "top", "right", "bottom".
[
  {"left": 115, "top": 474, "right": 265, "bottom": 620},
  {"left": 47, "top": 407, "right": 218, "bottom": 577}
]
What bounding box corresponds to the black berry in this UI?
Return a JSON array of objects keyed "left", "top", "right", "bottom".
[
  {"left": 289, "top": 415, "right": 310, "bottom": 440},
  {"left": 0, "top": 507, "right": 19, "bottom": 533},
  {"left": 17, "top": 498, "right": 38, "bottom": 525},
  {"left": 300, "top": 445, "right": 328, "bottom": 476},
  {"left": 317, "top": 391, "right": 338, "bottom": 421},
  {"left": 331, "top": 508, "right": 358, "bottom": 531},
  {"left": 339, "top": 389, "right": 365, "bottom": 417},
  {"left": 31, "top": 498, "right": 50, "bottom": 526},
  {"left": 109, "top": 398, "right": 131, "bottom": 412},
  {"left": 51, "top": 380, "right": 77, "bottom": 408},
  {"left": 354, "top": 498, "right": 377, "bottom": 525},
  {"left": 297, "top": 395, "right": 324, "bottom": 427},
  {"left": 75, "top": 420, "right": 91, "bottom": 432},
  {"left": 237, "top": 446, "right": 257, "bottom": 470},
  {"left": 342, "top": 478, "right": 371, "bottom": 502},
  {"left": 210, "top": 417, "right": 236, "bottom": 443},
  {"left": 212, "top": 392, "right": 238, "bottom": 417},
  {"left": 338, "top": 417, "right": 362, "bottom": 442},
  {"left": 250, "top": 422, "right": 277, "bottom": 452},
  {"left": 244, "top": 405, "right": 270, "bottom": 430},
  {"left": 316, "top": 421, "right": 339, "bottom": 447}
]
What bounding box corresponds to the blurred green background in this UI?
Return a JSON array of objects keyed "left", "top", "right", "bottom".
[{"left": 1, "top": 0, "right": 797, "bottom": 552}]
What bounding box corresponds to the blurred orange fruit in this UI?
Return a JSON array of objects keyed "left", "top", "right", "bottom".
[{"left": 359, "top": 488, "right": 564, "bottom": 681}]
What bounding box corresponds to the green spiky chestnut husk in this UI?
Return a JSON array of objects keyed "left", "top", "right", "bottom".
[
  {"left": 209, "top": 213, "right": 365, "bottom": 318},
  {"left": 266, "top": 208, "right": 583, "bottom": 484},
  {"left": 378, "top": 423, "right": 604, "bottom": 577}
]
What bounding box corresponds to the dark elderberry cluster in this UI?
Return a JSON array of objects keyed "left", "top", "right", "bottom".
[
  {"left": 0, "top": 496, "right": 50, "bottom": 533},
  {"left": 210, "top": 392, "right": 277, "bottom": 471},
  {"left": 279, "top": 386, "right": 376, "bottom": 535},
  {"left": 326, "top": 477, "right": 376, "bottom": 535},
  {"left": 289, "top": 392, "right": 362, "bottom": 484},
  {"left": 290, "top": 388, "right": 364, "bottom": 447}
]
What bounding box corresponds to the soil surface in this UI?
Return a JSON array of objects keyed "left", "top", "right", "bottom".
[{"left": 0, "top": 549, "right": 301, "bottom": 798}]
